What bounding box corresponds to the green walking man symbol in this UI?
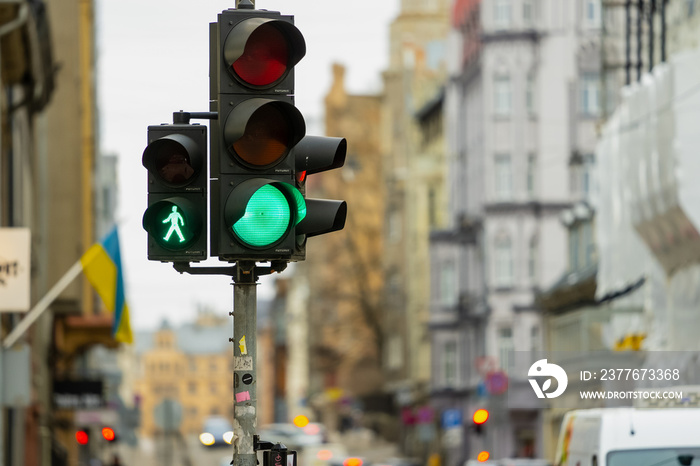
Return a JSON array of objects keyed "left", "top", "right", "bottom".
[{"left": 163, "top": 205, "right": 186, "bottom": 243}]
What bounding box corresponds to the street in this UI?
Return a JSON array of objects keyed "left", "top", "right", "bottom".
[{"left": 110, "top": 429, "right": 399, "bottom": 466}]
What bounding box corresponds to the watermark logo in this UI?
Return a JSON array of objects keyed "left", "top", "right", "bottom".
[{"left": 528, "top": 359, "right": 568, "bottom": 398}]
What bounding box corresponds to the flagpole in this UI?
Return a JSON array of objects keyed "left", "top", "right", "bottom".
[{"left": 3, "top": 260, "right": 83, "bottom": 349}]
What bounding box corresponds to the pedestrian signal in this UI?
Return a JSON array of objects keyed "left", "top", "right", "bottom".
[{"left": 142, "top": 124, "right": 207, "bottom": 262}]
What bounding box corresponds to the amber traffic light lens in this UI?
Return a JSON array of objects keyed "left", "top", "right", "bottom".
[{"left": 233, "top": 104, "right": 291, "bottom": 167}]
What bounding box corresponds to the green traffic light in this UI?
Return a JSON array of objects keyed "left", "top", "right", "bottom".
[{"left": 232, "top": 185, "right": 291, "bottom": 247}]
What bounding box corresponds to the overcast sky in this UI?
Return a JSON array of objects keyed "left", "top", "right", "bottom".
[{"left": 96, "top": 1, "right": 399, "bottom": 330}]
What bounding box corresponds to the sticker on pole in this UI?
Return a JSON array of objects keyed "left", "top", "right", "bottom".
[{"left": 0, "top": 228, "right": 30, "bottom": 312}]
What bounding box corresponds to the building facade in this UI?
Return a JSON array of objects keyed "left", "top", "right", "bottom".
[
  {"left": 0, "top": 0, "right": 123, "bottom": 464},
  {"left": 431, "top": 0, "right": 605, "bottom": 462},
  {"left": 381, "top": 0, "right": 450, "bottom": 457},
  {"left": 296, "top": 62, "right": 387, "bottom": 432},
  {"left": 132, "top": 313, "right": 235, "bottom": 438}
]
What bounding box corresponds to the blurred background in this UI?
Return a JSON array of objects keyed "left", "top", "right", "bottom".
[{"left": 3, "top": 0, "right": 700, "bottom": 465}]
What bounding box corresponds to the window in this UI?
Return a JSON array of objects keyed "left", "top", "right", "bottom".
[
  {"left": 571, "top": 153, "right": 594, "bottom": 199},
  {"left": 428, "top": 186, "right": 437, "bottom": 227},
  {"left": 523, "top": 0, "right": 534, "bottom": 26},
  {"left": 526, "top": 73, "right": 536, "bottom": 115},
  {"left": 494, "top": 75, "right": 512, "bottom": 116},
  {"left": 444, "top": 340, "right": 458, "bottom": 386},
  {"left": 526, "top": 154, "right": 536, "bottom": 197},
  {"left": 494, "top": 235, "right": 513, "bottom": 287},
  {"left": 528, "top": 235, "right": 538, "bottom": 280},
  {"left": 531, "top": 325, "right": 541, "bottom": 354},
  {"left": 580, "top": 73, "right": 600, "bottom": 116},
  {"left": 388, "top": 210, "right": 402, "bottom": 243},
  {"left": 386, "top": 335, "right": 403, "bottom": 370},
  {"left": 188, "top": 382, "right": 196, "bottom": 394},
  {"left": 494, "top": 0, "right": 512, "bottom": 28},
  {"left": 583, "top": 0, "right": 601, "bottom": 27},
  {"left": 440, "top": 260, "right": 458, "bottom": 307},
  {"left": 688, "top": 0, "right": 696, "bottom": 16},
  {"left": 495, "top": 154, "right": 513, "bottom": 201},
  {"left": 498, "top": 327, "right": 514, "bottom": 371},
  {"left": 569, "top": 225, "right": 580, "bottom": 271}
]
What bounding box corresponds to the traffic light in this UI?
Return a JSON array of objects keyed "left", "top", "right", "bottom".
[
  {"left": 142, "top": 124, "right": 208, "bottom": 262},
  {"left": 101, "top": 427, "right": 116, "bottom": 442},
  {"left": 75, "top": 429, "right": 89, "bottom": 445},
  {"left": 472, "top": 408, "right": 489, "bottom": 435},
  {"left": 292, "top": 135, "right": 347, "bottom": 261},
  {"left": 209, "top": 7, "right": 346, "bottom": 262}
]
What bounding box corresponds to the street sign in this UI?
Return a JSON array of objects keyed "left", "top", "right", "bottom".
[
  {"left": 0, "top": 228, "right": 30, "bottom": 312},
  {"left": 441, "top": 409, "right": 462, "bottom": 428},
  {"left": 485, "top": 370, "right": 509, "bottom": 395},
  {"left": 1, "top": 344, "right": 30, "bottom": 407},
  {"left": 53, "top": 379, "right": 105, "bottom": 410}
]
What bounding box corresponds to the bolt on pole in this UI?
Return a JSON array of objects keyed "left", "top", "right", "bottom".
[{"left": 231, "top": 261, "right": 258, "bottom": 466}]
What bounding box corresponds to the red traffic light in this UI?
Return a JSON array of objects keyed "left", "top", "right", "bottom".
[
  {"left": 473, "top": 408, "right": 489, "bottom": 425},
  {"left": 76, "top": 430, "right": 89, "bottom": 445},
  {"left": 223, "top": 17, "right": 306, "bottom": 89},
  {"left": 101, "top": 427, "right": 116, "bottom": 442},
  {"left": 233, "top": 23, "right": 289, "bottom": 86}
]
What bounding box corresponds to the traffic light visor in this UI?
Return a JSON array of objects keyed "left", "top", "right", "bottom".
[
  {"left": 142, "top": 133, "right": 203, "bottom": 187},
  {"left": 224, "top": 18, "right": 306, "bottom": 89},
  {"left": 224, "top": 99, "right": 305, "bottom": 169},
  {"left": 234, "top": 23, "right": 288, "bottom": 86}
]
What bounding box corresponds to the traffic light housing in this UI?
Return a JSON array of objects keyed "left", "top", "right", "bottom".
[
  {"left": 209, "top": 8, "right": 347, "bottom": 262},
  {"left": 142, "top": 124, "right": 208, "bottom": 262},
  {"left": 210, "top": 8, "right": 309, "bottom": 261},
  {"left": 292, "top": 135, "right": 348, "bottom": 261}
]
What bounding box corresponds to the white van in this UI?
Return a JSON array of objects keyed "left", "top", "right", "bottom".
[{"left": 554, "top": 408, "right": 700, "bottom": 466}]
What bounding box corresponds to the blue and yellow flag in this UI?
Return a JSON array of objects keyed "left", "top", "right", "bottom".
[{"left": 80, "top": 227, "right": 133, "bottom": 344}]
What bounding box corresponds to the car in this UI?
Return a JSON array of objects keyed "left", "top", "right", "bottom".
[
  {"left": 199, "top": 415, "right": 234, "bottom": 447},
  {"left": 374, "top": 458, "right": 421, "bottom": 466},
  {"left": 257, "top": 422, "right": 327, "bottom": 450},
  {"left": 554, "top": 407, "right": 700, "bottom": 465},
  {"left": 465, "top": 460, "right": 550, "bottom": 466},
  {"left": 299, "top": 443, "right": 349, "bottom": 466}
]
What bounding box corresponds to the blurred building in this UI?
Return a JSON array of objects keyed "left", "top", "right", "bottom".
[
  {"left": 381, "top": 0, "right": 450, "bottom": 459},
  {"left": 431, "top": 0, "right": 607, "bottom": 463},
  {"left": 540, "top": 0, "right": 700, "bottom": 459},
  {"left": 289, "top": 62, "right": 385, "bottom": 431},
  {"left": 0, "top": 0, "right": 122, "bottom": 464},
  {"left": 132, "top": 312, "right": 235, "bottom": 438}
]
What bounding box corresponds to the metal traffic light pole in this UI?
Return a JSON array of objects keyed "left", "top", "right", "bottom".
[
  {"left": 174, "top": 259, "right": 292, "bottom": 466},
  {"left": 231, "top": 261, "right": 259, "bottom": 466}
]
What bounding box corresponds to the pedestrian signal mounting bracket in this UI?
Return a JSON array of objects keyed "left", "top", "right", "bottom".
[{"left": 172, "top": 260, "right": 288, "bottom": 281}]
